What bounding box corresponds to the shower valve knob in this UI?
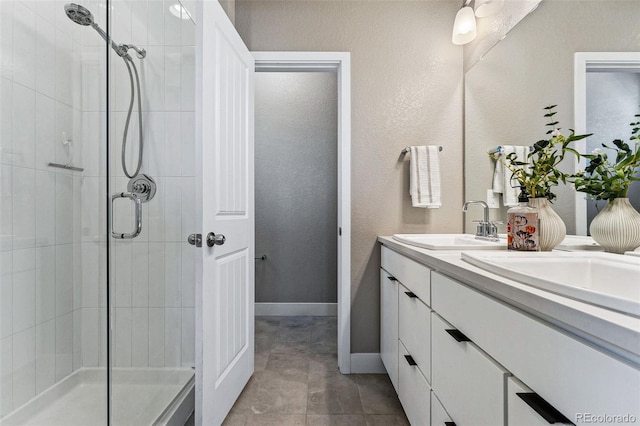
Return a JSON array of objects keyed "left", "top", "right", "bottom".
[{"left": 206, "top": 232, "right": 226, "bottom": 247}]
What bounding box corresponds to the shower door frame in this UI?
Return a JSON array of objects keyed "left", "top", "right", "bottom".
[
  {"left": 253, "top": 51, "right": 352, "bottom": 374},
  {"left": 105, "top": 1, "right": 113, "bottom": 424}
]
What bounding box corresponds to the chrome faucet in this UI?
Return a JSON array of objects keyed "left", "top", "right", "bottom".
[{"left": 462, "top": 201, "right": 500, "bottom": 241}]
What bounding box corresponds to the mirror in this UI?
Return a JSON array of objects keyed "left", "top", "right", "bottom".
[{"left": 464, "top": 0, "right": 640, "bottom": 235}]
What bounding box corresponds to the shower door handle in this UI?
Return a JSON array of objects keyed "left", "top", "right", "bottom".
[{"left": 111, "top": 192, "right": 142, "bottom": 239}]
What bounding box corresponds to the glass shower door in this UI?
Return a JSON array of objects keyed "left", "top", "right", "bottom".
[
  {"left": 0, "top": 0, "right": 196, "bottom": 423},
  {"left": 107, "top": 1, "right": 196, "bottom": 424},
  {"left": 0, "top": 0, "right": 109, "bottom": 424}
]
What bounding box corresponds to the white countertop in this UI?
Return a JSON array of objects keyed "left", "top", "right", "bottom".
[{"left": 378, "top": 236, "right": 640, "bottom": 365}]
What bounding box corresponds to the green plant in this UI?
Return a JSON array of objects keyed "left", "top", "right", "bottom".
[
  {"left": 490, "top": 105, "right": 591, "bottom": 201},
  {"left": 569, "top": 113, "right": 640, "bottom": 202}
]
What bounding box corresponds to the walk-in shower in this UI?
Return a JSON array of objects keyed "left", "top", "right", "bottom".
[{"left": 0, "top": 1, "right": 196, "bottom": 424}]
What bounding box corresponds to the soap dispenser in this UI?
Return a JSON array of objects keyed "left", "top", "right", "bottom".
[{"left": 507, "top": 190, "right": 540, "bottom": 251}]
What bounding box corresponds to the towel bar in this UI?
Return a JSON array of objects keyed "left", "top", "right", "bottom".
[
  {"left": 401, "top": 146, "right": 443, "bottom": 154},
  {"left": 487, "top": 146, "right": 534, "bottom": 155}
]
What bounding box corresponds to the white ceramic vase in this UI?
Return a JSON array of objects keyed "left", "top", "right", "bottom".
[
  {"left": 589, "top": 198, "right": 640, "bottom": 254},
  {"left": 528, "top": 197, "right": 566, "bottom": 251}
]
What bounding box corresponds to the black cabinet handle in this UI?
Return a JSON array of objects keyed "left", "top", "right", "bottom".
[
  {"left": 516, "top": 393, "right": 573, "bottom": 424},
  {"left": 404, "top": 355, "right": 417, "bottom": 366},
  {"left": 444, "top": 422, "right": 457, "bottom": 426},
  {"left": 387, "top": 276, "right": 397, "bottom": 281},
  {"left": 445, "top": 329, "right": 471, "bottom": 343},
  {"left": 404, "top": 291, "right": 418, "bottom": 298}
]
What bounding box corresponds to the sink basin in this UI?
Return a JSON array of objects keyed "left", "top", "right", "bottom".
[
  {"left": 626, "top": 248, "right": 640, "bottom": 258},
  {"left": 462, "top": 251, "right": 640, "bottom": 317},
  {"left": 554, "top": 235, "right": 603, "bottom": 252},
  {"left": 392, "top": 234, "right": 505, "bottom": 250}
]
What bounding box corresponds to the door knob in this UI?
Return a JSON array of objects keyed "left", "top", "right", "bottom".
[
  {"left": 187, "top": 233, "right": 202, "bottom": 247},
  {"left": 206, "top": 232, "right": 226, "bottom": 247}
]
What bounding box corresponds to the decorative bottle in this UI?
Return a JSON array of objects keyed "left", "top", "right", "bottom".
[{"left": 507, "top": 191, "right": 540, "bottom": 251}]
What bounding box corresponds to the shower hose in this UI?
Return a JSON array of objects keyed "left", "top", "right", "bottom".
[{"left": 121, "top": 55, "right": 143, "bottom": 179}]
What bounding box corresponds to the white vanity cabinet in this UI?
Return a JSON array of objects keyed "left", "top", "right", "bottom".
[
  {"left": 507, "top": 377, "right": 573, "bottom": 426},
  {"left": 399, "top": 341, "right": 431, "bottom": 425},
  {"left": 381, "top": 246, "right": 431, "bottom": 305},
  {"left": 379, "top": 242, "right": 640, "bottom": 426},
  {"left": 431, "top": 313, "right": 508, "bottom": 426},
  {"left": 398, "top": 281, "right": 431, "bottom": 382},
  {"left": 380, "top": 267, "right": 399, "bottom": 391},
  {"left": 432, "top": 271, "right": 640, "bottom": 424},
  {"left": 380, "top": 246, "right": 432, "bottom": 422},
  {"left": 430, "top": 392, "right": 454, "bottom": 426}
]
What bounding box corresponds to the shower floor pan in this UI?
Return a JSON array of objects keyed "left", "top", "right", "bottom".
[{"left": 2, "top": 368, "right": 194, "bottom": 426}]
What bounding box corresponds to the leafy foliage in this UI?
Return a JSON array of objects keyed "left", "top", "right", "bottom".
[
  {"left": 569, "top": 112, "right": 640, "bottom": 202},
  {"left": 490, "top": 105, "right": 590, "bottom": 201}
]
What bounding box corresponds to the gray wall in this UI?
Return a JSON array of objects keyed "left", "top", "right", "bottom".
[
  {"left": 255, "top": 72, "right": 338, "bottom": 303},
  {"left": 236, "top": 0, "right": 463, "bottom": 353},
  {"left": 586, "top": 72, "right": 640, "bottom": 228},
  {"left": 464, "top": 0, "right": 640, "bottom": 235}
]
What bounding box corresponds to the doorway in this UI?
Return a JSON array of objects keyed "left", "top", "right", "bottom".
[
  {"left": 253, "top": 52, "right": 351, "bottom": 374},
  {"left": 254, "top": 71, "right": 337, "bottom": 313},
  {"left": 574, "top": 52, "right": 640, "bottom": 235}
]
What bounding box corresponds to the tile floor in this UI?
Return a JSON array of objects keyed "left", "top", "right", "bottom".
[{"left": 222, "top": 316, "right": 409, "bottom": 426}]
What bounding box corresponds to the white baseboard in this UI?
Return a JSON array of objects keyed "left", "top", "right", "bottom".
[
  {"left": 350, "top": 353, "right": 386, "bottom": 374},
  {"left": 255, "top": 303, "right": 337, "bottom": 316}
]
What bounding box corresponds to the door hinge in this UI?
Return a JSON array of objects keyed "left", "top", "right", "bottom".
[{"left": 339, "top": 227, "right": 342, "bottom": 236}]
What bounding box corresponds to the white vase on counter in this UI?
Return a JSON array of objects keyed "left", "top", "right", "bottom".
[
  {"left": 590, "top": 198, "right": 640, "bottom": 254},
  {"left": 527, "top": 197, "right": 566, "bottom": 251}
]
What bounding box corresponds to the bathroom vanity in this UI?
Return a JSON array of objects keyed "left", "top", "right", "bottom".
[{"left": 378, "top": 236, "right": 640, "bottom": 425}]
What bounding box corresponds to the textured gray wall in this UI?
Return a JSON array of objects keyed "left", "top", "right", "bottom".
[
  {"left": 464, "top": 0, "right": 640, "bottom": 235},
  {"left": 236, "top": 1, "right": 463, "bottom": 353},
  {"left": 586, "top": 72, "right": 640, "bottom": 228},
  {"left": 255, "top": 72, "right": 338, "bottom": 303}
]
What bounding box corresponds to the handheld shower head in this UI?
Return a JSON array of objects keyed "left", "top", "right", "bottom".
[
  {"left": 64, "top": 3, "right": 94, "bottom": 26},
  {"left": 64, "top": 3, "right": 132, "bottom": 59}
]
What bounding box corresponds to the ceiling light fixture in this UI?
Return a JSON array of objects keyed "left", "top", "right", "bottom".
[
  {"left": 452, "top": 0, "right": 477, "bottom": 45},
  {"left": 474, "top": 0, "right": 504, "bottom": 18}
]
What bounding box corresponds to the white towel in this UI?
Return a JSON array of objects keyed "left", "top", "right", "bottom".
[
  {"left": 409, "top": 146, "right": 441, "bottom": 208},
  {"left": 492, "top": 145, "right": 530, "bottom": 207}
]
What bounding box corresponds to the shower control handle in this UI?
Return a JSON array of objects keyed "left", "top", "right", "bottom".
[{"left": 206, "top": 232, "right": 226, "bottom": 247}]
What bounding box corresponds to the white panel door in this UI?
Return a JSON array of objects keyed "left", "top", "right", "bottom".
[{"left": 196, "top": 1, "right": 255, "bottom": 425}]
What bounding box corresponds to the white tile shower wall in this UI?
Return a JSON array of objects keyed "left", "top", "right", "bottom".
[
  {"left": 105, "top": 0, "right": 196, "bottom": 370},
  {"left": 0, "top": 0, "right": 85, "bottom": 417},
  {"left": 0, "top": 0, "right": 196, "bottom": 416}
]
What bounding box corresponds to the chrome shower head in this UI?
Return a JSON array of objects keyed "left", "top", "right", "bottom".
[
  {"left": 63, "top": 3, "right": 122, "bottom": 56},
  {"left": 64, "top": 3, "right": 94, "bottom": 26}
]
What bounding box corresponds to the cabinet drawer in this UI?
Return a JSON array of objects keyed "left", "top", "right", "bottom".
[
  {"left": 380, "top": 268, "right": 399, "bottom": 392},
  {"left": 508, "top": 377, "right": 573, "bottom": 426},
  {"left": 431, "top": 391, "right": 454, "bottom": 426},
  {"left": 381, "top": 246, "right": 431, "bottom": 305},
  {"left": 432, "top": 272, "right": 640, "bottom": 421},
  {"left": 399, "top": 283, "right": 431, "bottom": 383},
  {"left": 432, "top": 313, "right": 508, "bottom": 426},
  {"left": 399, "top": 342, "right": 431, "bottom": 426}
]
